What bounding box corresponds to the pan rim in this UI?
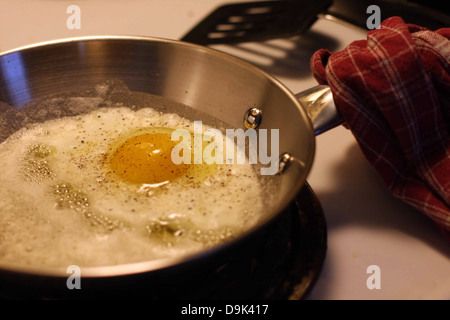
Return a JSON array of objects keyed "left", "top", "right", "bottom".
[{"left": 0, "top": 35, "right": 316, "bottom": 278}]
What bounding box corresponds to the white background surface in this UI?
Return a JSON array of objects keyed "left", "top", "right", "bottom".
[{"left": 0, "top": 0, "right": 448, "bottom": 300}]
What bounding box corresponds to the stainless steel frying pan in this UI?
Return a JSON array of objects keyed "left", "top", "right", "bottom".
[{"left": 0, "top": 36, "right": 339, "bottom": 298}]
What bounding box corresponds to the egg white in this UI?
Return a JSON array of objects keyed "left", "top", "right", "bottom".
[{"left": 0, "top": 106, "right": 263, "bottom": 267}]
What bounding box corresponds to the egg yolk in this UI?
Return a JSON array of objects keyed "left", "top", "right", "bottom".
[{"left": 109, "top": 133, "right": 190, "bottom": 184}]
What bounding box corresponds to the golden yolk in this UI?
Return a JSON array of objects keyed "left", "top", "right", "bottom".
[{"left": 109, "top": 133, "right": 190, "bottom": 184}]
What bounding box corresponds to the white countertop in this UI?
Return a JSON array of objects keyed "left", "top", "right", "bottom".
[{"left": 0, "top": 0, "right": 448, "bottom": 300}]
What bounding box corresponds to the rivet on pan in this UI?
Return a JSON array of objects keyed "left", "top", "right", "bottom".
[
  {"left": 243, "top": 107, "right": 262, "bottom": 129},
  {"left": 277, "top": 152, "right": 293, "bottom": 174}
]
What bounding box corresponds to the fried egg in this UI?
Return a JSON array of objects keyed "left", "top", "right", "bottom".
[{"left": 0, "top": 106, "right": 263, "bottom": 268}]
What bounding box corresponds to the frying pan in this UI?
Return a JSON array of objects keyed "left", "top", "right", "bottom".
[{"left": 0, "top": 36, "right": 340, "bottom": 298}]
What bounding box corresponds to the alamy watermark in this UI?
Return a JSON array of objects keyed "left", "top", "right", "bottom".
[
  {"left": 66, "top": 5, "right": 81, "bottom": 30},
  {"left": 366, "top": 264, "right": 381, "bottom": 290},
  {"left": 366, "top": 5, "right": 381, "bottom": 30},
  {"left": 66, "top": 265, "right": 81, "bottom": 290},
  {"left": 170, "top": 121, "right": 280, "bottom": 176},
  {"left": 65, "top": 4, "right": 383, "bottom": 32}
]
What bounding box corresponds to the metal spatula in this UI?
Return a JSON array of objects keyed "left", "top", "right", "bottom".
[{"left": 181, "top": 0, "right": 333, "bottom": 45}]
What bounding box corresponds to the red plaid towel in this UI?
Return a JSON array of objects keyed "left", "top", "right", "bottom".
[{"left": 310, "top": 17, "right": 450, "bottom": 241}]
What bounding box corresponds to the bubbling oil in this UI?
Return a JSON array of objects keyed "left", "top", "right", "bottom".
[{"left": 0, "top": 81, "right": 268, "bottom": 268}]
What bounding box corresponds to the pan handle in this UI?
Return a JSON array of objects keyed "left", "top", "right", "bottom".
[{"left": 295, "top": 85, "right": 343, "bottom": 135}]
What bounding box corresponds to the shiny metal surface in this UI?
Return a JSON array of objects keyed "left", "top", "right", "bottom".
[
  {"left": 243, "top": 107, "right": 262, "bottom": 129},
  {"left": 277, "top": 152, "right": 293, "bottom": 175},
  {"left": 0, "top": 36, "right": 316, "bottom": 279},
  {"left": 295, "top": 85, "right": 343, "bottom": 135}
]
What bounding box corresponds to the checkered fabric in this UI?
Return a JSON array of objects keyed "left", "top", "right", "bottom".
[{"left": 310, "top": 17, "right": 450, "bottom": 241}]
